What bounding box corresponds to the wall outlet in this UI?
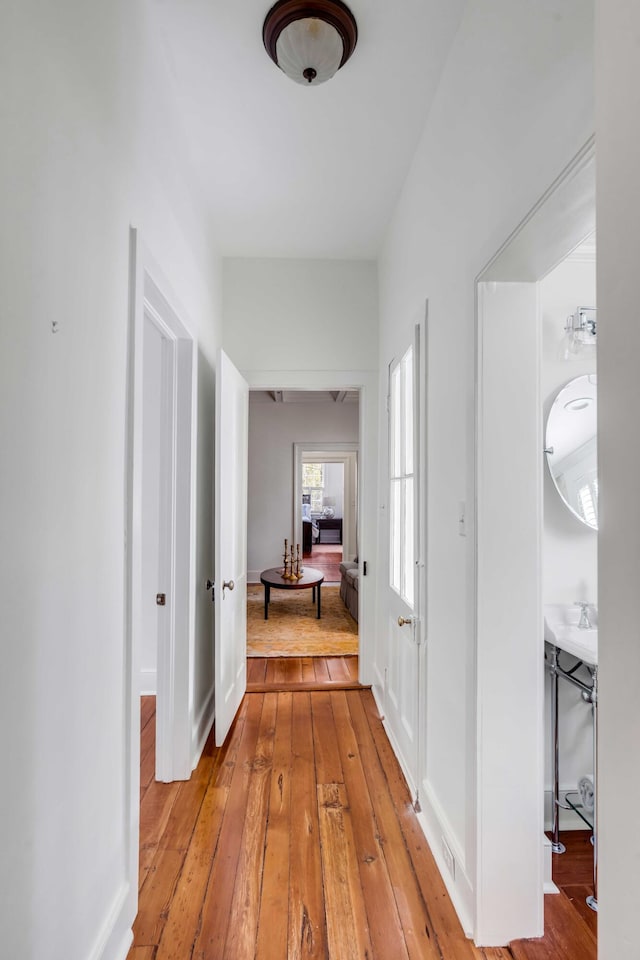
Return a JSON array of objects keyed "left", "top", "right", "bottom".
[{"left": 442, "top": 837, "right": 456, "bottom": 880}]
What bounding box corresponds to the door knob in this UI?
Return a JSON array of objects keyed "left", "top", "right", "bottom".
[
  {"left": 223, "top": 579, "right": 235, "bottom": 593},
  {"left": 398, "top": 616, "right": 413, "bottom": 627}
]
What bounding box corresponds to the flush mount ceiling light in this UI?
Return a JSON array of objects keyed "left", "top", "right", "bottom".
[{"left": 263, "top": 0, "right": 358, "bottom": 86}]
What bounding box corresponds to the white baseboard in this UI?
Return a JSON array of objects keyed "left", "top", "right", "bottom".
[
  {"left": 191, "top": 685, "right": 215, "bottom": 770},
  {"left": 370, "top": 685, "right": 474, "bottom": 938},
  {"left": 371, "top": 686, "right": 418, "bottom": 800},
  {"left": 139, "top": 668, "right": 157, "bottom": 696},
  {"left": 419, "top": 779, "right": 475, "bottom": 937},
  {"left": 89, "top": 880, "right": 134, "bottom": 960},
  {"left": 543, "top": 834, "right": 560, "bottom": 894}
]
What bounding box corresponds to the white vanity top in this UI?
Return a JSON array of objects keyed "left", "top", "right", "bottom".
[{"left": 544, "top": 604, "right": 598, "bottom": 666}]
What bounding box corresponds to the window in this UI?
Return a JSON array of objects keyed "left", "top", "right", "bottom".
[
  {"left": 389, "top": 347, "right": 415, "bottom": 607},
  {"left": 302, "top": 462, "right": 325, "bottom": 515}
]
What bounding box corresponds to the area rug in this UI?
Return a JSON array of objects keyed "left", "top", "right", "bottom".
[{"left": 246, "top": 584, "right": 358, "bottom": 657}]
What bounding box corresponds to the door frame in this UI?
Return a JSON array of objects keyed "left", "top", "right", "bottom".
[
  {"left": 293, "top": 444, "right": 358, "bottom": 562},
  {"left": 243, "top": 369, "right": 377, "bottom": 684},
  {"left": 473, "top": 138, "right": 595, "bottom": 943},
  {"left": 126, "top": 228, "right": 197, "bottom": 788}
]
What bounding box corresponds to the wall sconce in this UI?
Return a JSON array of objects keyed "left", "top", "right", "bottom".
[
  {"left": 561, "top": 306, "right": 597, "bottom": 360},
  {"left": 263, "top": 0, "right": 358, "bottom": 86}
]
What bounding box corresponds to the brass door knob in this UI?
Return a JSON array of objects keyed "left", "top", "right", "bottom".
[{"left": 398, "top": 616, "right": 413, "bottom": 627}]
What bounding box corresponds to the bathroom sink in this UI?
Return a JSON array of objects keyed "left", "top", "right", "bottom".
[{"left": 544, "top": 604, "right": 598, "bottom": 666}]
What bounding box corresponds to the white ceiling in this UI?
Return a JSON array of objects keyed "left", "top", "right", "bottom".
[{"left": 154, "top": 0, "right": 466, "bottom": 259}]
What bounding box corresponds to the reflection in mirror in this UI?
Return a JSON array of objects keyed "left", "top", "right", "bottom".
[{"left": 545, "top": 374, "right": 597, "bottom": 530}]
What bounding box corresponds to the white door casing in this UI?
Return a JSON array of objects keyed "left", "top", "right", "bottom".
[
  {"left": 293, "top": 444, "right": 359, "bottom": 562},
  {"left": 128, "top": 230, "right": 196, "bottom": 790},
  {"left": 475, "top": 281, "right": 543, "bottom": 944},
  {"left": 214, "top": 349, "right": 249, "bottom": 746}
]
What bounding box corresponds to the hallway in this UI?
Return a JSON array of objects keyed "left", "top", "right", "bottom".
[{"left": 131, "top": 681, "right": 592, "bottom": 960}]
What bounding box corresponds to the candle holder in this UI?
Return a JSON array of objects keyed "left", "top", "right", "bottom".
[{"left": 282, "top": 539, "right": 297, "bottom": 580}]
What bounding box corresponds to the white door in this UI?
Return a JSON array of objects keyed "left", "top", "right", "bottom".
[
  {"left": 385, "top": 327, "right": 423, "bottom": 798},
  {"left": 215, "top": 350, "right": 249, "bottom": 746}
]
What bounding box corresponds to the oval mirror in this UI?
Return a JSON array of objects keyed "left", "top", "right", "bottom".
[{"left": 545, "top": 374, "right": 597, "bottom": 530}]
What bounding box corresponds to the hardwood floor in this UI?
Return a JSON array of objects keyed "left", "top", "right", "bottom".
[
  {"left": 247, "top": 655, "right": 360, "bottom": 692},
  {"left": 133, "top": 671, "right": 596, "bottom": 960},
  {"left": 548, "top": 831, "right": 597, "bottom": 939}
]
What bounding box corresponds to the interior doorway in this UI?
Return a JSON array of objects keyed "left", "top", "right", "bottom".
[
  {"left": 244, "top": 389, "right": 362, "bottom": 667},
  {"left": 474, "top": 139, "right": 596, "bottom": 945},
  {"left": 127, "top": 231, "right": 196, "bottom": 787},
  {"left": 295, "top": 444, "right": 358, "bottom": 579},
  {"left": 241, "top": 370, "right": 378, "bottom": 688}
]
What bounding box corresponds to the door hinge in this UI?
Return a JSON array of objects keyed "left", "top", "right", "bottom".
[{"left": 156, "top": 593, "right": 166, "bottom": 606}]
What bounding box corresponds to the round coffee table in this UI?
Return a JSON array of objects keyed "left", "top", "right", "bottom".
[{"left": 259, "top": 566, "right": 325, "bottom": 620}]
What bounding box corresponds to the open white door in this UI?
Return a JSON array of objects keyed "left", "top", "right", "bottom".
[
  {"left": 215, "top": 349, "right": 249, "bottom": 746},
  {"left": 384, "top": 323, "right": 424, "bottom": 800}
]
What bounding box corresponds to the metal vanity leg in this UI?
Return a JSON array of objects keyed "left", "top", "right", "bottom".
[
  {"left": 586, "top": 666, "right": 598, "bottom": 912},
  {"left": 550, "top": 645, "right": 566, "bottom": 854}
]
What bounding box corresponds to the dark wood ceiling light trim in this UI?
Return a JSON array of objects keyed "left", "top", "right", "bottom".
[{"left": 263, "top": 0, "right": 358, "bottom": 70}]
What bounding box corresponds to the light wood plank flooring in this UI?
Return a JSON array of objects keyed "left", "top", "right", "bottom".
[
  {"left": 247, "top": 655, "right": 360, "bottom": 692},
  {"left": 133, "top": 669, "right": 596, "bottom": 960}
]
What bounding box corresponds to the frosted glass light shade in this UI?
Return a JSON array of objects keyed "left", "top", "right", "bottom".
[
  {"left": 263, "top": 1, "right": 358, "bottom": 86},
  {"left": 276, "top": 18, "right": 343, "bottom": 85}
]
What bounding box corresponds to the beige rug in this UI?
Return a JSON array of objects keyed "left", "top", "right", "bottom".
[{"left": 246, "top": 584, "right": 358, "bottom": 657}]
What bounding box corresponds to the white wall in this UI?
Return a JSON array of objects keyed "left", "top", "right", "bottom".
[
  {"left": 247, "top": 399, "right": 358, "bottom": 579},
  {"left": 596, "top": 1, "right": 640, "bottom": 954},
  {"left": 540, "top": 255, "right": 597, "bottom": 822},
  {"left": 377, "top": 0, "right": 594, "bottom": 938},
  {"left": 0, "top": 2, "right": 220, "bottom": 957},
  {"left": 223, "top": 258, "right": 378, "bottom": 372},
  {"left": 323, "top": 462, "right": 345, "bottom": 517}
]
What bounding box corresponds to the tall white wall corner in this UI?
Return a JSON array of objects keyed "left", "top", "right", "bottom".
[{"left": 475, "top": 280, "right": 544, "bottom": 944}]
